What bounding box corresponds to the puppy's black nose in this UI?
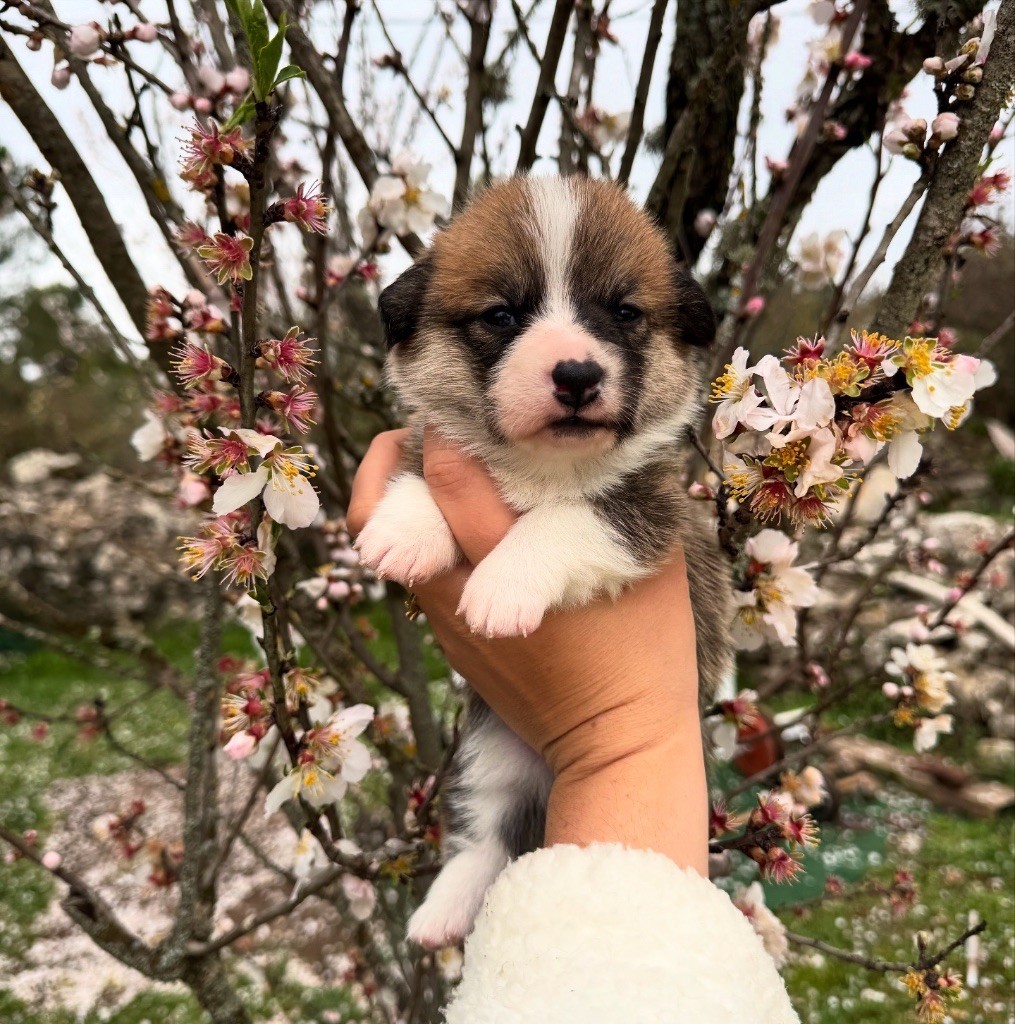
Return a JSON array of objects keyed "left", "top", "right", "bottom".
[{"left": 552, "top": 359, "right": 603, "bottom": 410}]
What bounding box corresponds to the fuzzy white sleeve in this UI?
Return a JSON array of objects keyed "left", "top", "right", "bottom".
[{"left": 444, "top": 843, "right": 799, "bottom": 1024}]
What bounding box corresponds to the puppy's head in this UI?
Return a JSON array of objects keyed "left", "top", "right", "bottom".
[{"left": 379, "top": 176, "right": 714, "bottom": 468}]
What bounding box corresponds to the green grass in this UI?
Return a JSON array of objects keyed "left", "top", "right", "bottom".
[{"left": 782, "top": 808, "right": 1015, "bottom": 1024}]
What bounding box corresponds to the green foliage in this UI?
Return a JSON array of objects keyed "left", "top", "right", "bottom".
[
  {"left": 225, "top": 0, "right": 304, "bottom": 103},
  {"left": 0, "top": 284, "right": 142, "bottom": 468}
]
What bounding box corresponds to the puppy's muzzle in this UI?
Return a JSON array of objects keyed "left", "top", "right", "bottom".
[{"left": 552, "top": 359, "right": 603, "bottom": 412}]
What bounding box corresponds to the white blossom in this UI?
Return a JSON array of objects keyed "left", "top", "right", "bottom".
[
  {"left": 914, "top": 714, "right": 953, "bottom": 753},
  {"left": 364, "top": 152, "right": 449, "bottom": 237},
  {"left": 212, "top": 428, "right": 320, "bottom": 529},
  {"left": 794, "top": 230, "right": 848, "bottom": 290},
  {"left": 733, "top": 883, "right": 788, "bottom": 967}
]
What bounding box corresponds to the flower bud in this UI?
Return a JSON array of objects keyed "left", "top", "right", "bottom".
[
  {"left": 922, "top": 56, "right": 945, "bottom": 75},
  {"left": 905, "top": 118, "right": 927, "bottom": 144},
  {"left": 193, "top": 97, "right": 213, "bottom": 114},
  {"left": 224, "top": 67, "right": 250, "bottom": 94},
  {"left": 41, "top": 850, "right": 62, "bottom": 870},
  {"left": 131, "top": 23, "right": 158, "bottom": 42},
  {"left": 51, "top": 63, "right": 71, "bottom": 89},
  {"left": 694, "top": 208, "right": 717, "bottom": 237},
  {"left": 963, "top": 66, "right": 983, "bottom": 83},
  {"left": 68, "top": 23, "right": 103, "bottom": 57},
  {"left": 170, "top": 92, "right": 190, "bottom": 111},
  {"left": 989, "top": 123, "right": 1004, "bottom": 143},
  {"left": 743, "top": 295, "right": 766, "bottom": 318},
  {"left": 901, "top": 142, "right": 922, "bottom": 161},
  {"left": 198, "top": 65, "right": 226, "bottom": 95},
  {"left": 842, "top": 51, "right": 871, "bottom": 71},
  {"left": 931, "top": 112, "right": 960, "bottom": 143},
  {"left": 26, "top": 32, "right": 42, "bottom": 51},
  {"left": 955, "top": 84, "right": 975, "bottom": 101}
]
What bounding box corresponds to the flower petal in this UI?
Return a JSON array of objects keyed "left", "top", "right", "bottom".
[
  {"left": 263, "top": 474, "right": 320, "bottom": 528},
  {"left": 212, "top": 466, "right": 269, "bottom": 515}
]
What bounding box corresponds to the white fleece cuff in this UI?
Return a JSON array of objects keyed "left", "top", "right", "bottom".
[{"left": 444, "top": 843, "right": 799, "bottom": 1024}]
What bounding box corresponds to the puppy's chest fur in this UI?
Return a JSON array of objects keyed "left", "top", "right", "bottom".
[{"left": 401, "top": 426, "right": 731, "bottom": 708}]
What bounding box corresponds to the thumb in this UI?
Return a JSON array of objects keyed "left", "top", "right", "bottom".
[{"left": 422, "top": 426, "right": 516, "bottom": 565}]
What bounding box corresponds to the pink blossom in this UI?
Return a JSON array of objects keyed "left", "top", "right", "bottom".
[
  {"left": 931, "top": 112, "right": 960, "bottom": 143},
  {"left": 224, "top": 732, "right": 258, "bottom": 759},
  {"left": 224, "top": 67, "right": 250, "bottom": 94},
  {"left": 198, "top": 65, "right": 226, "bottom": 95},
  {"left": 176, "top": 471, "right": 212, "bottom": 508},
  {"left": 257, "top": 327, "right": 318, "bottom": 383},
  {"left": 197, "top": 233, "right": 254, "bottom": 284},
  {"left": 843, "top": 51, "right": 872, "bottom": 71},
  {"left": 220, "top": 544, "right": 273, "bottom": 590},
  {"left": 131, "top": 23, "right": 158, "bottom": 43},
  {"left": 261, "top": 386, "right": 318, "bottom": 434},
  {"left": 282, "top": 182, "right": 330, "bottom": 234},
  {"left": 694, "top": 209, "right": 717, "bottom": 237},
  {"left": 186, "top": 434, "right": 251, "bottom": 474},
  {"left": 743, "top": 295, "right": 766, "bottom": 318},
  {"left": 41, "top": 851, "right": 62, "bottom": 870},
  {"left": 172, "top": 342, "right": 234, "bottom": 388},
  {"left": 177, "top": 221, "right": 211, "bottom": 250}
]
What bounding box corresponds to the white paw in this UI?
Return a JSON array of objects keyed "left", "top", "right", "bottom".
[
  {"left": 354, "top": 475, "right": 460, "bottom": 586},
  {"left": 457, "top": 559, "right": 549, "bottom": 639},
  {"left": 407, "top": 847, "right": 506, "bottom": 949}
]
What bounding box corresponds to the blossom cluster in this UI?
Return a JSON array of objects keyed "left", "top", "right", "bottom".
[
  {"left": 883, "top": 643, "right": 956, "bottom": 753},
  {"left": 713, "top": 333, "right": 995, "bottom": 524},
  {"left": 711, "top": 773, "right": 824, "bottom": 887},
  {"left": 359, "top": 152, "right": 448, "bottom": 249}
]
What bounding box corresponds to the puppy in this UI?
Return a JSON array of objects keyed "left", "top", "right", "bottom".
[{"left": 355, "top": 176, "right": 732, "bottom": 949}]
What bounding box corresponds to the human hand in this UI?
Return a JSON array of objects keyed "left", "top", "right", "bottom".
[{"left": 348, "top": 428, "right": 707, "bottom": 871}]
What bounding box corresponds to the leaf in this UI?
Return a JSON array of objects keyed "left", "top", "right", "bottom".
[
  {"left": 221, "top": 98, "right": 255, "bottom": 131},
  {"left": 272, "top": 64, "right": 305, "bottom": 89},
  {"left": 255, "top": 19, "right": 285, "bottom": 100},
  {"left": 247, "top": 0, "right": 270, "bottom": 55}
]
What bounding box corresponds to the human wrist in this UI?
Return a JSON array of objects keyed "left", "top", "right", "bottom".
[{"left": 543, "top": 705, "right": 708, "bottom": 875}]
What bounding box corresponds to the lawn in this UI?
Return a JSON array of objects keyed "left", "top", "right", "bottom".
[{"left": 0, "top": 623, "right": 1012, "bottom": 1023}]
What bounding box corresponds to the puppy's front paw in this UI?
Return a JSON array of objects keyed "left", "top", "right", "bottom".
[
  {"left": 355, "top": 475, "right": 460, "bottom": 586},
  {"left": 407, "top": 846, "right": 506, "bottom": 949},
  {"left": 457, "top": 559, "right": 549, "bottom": 638}
]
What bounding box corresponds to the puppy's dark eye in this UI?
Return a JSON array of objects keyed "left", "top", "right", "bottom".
[
  {"left": 480, "top": 306, "right": 518, "bottom": 329},
  {"left": 615, "top": 304, "right": 643, "bottom": 323}
]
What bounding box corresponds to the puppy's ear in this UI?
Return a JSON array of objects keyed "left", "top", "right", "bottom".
[
  {"left": 378, "top": 257, "right": 433, "bottom": 348},
  {"left": 673, "top": 266, "right": 716, "bottom": 348}
]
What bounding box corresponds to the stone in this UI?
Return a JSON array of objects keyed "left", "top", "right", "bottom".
[{"left": 975, "top": 737, "right": 1015, "bottom": 779}]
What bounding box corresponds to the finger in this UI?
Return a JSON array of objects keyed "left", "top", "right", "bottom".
[
  {"left": 423, "top": 426, "right": 517, "bottom": 565},
  {"left": 347, "top": 428, "right": 411, "bottom": 537},
  {"left": 413, "top": 563, "right": 470, "bottom": 619}
]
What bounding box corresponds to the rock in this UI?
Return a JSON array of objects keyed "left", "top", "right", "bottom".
[
  {"left": 921, "top": 511, "right": 1009, "bottom": 558},
  {"left": 826, "top": 735, "right": 1015, "bottom": 818},
  {"left": 988, "top": 709, "right": 1015, "bottom": 740},
  {"left": 7, "top": 448, "right": 82, "bottom": 485},
  {"left": 0, "top": 469, "right": 196, "bottom": 625},
  {"left": 950, "top": 668, "right": 1014, "bottom": 719},
  {"left": 975, "top": 738, "right": 1015, "bottom": 778}
]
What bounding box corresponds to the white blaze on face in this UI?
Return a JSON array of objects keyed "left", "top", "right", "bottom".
[{"left": 488, "top": 177, "right": 623, "bottom": 447}]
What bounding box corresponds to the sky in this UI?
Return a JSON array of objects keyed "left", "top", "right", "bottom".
[{"left": 1, "top": 0, "right": 1012, "bottom": 342}]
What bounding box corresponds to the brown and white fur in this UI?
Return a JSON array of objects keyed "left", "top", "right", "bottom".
[{"left": 355, "top": 176, "right": 732, "bottom": 949}]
